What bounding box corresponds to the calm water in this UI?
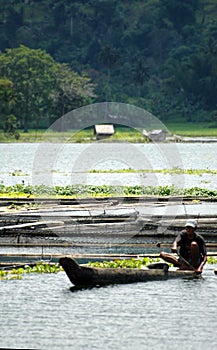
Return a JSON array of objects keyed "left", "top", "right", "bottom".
[
  {"left": 1, "top": 142, "right": 217, "bottom": 349},
  {"left": 1, "top": 142, "right": 217, "bottom": 189},
  {"left": 0, "top": 265, "right": 217, "bottom": 350}
]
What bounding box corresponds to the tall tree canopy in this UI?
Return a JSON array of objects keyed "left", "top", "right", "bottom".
[
  {"left": 0, "top": 0, "right": 217, "bottom": 123},
  {"left": 0, "top": 45, "right": 95, "bottom": 130}
]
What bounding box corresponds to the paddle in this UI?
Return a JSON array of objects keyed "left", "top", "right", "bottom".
[
  {"left": 176, "top": 252, "right": 196, "bottom": 272},
  {"left": 156, "top": 242, "right": 200, "bottom": 274},
  {"left": 178, "top": 253, "right": 204, "bottom": 275}
]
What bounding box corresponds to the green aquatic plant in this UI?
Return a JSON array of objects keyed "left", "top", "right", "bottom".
[
  {"left": 1, "top": 182, "right": 217, "bottom": 199},
  {"left": 207, "top": 256, "right": 217, "bottom": 264},
  {"left": 10, "top": 170, "right": 29, "bottom": 177},
  {"left": 0, "top": 262, "right": 62, "bottom": 281},
  {"left": 88, "top": 257, "right": 161, "bottom": 269},
  {"left": 89, "top": 256, "right": 217, "bottom": 269},
  {"left": 89, "top": 167, "right": 217, "bottom": 175}
]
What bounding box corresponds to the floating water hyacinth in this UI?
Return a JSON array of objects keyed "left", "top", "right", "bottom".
[
  {"left": 0, "top": 262, "right": 62, "bottom": 280},
  {"left": 1, "top": 182, "right": 217, "bottom": 199},
  {"left": 88, "top": 256, "right": 217, "bottom": 269}
]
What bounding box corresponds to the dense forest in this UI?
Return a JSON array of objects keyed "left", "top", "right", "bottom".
[{"left": 1, "top": 0, "right": 217, "bottom": 132}]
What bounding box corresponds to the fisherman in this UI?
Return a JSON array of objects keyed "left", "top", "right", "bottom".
[{"left": 160, "top": 219, "right": 207, "bottom": 274}]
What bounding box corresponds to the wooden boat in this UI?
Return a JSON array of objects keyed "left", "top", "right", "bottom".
[{"left": 59, "top": 257, "right": 199, "bottom": 287}]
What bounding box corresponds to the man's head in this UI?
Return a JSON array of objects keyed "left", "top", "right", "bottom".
[
  {"left": 185, "top": 219, "right": 197, "bottom": 229},
  {"left": 185, "top": 219, "right": 197, "bottom": 238}
]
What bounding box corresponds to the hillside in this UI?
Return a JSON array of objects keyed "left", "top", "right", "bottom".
[{"left": 1, "top": 0, "right": 217, "bottom": 126}]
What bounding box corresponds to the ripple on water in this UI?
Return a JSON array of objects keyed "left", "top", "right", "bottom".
[{"left": 1, "top": 266, "right": 217, "bottom": 349}]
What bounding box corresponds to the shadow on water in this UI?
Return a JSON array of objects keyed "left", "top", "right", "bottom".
[
  {"left": 69, "top": 285, "right": 102, "bottom": 293},
  {"left": 69, "top": 282, "right": 121, "bottom": 292}
]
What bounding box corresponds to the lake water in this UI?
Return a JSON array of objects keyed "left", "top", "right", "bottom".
[
  {"left": 0, "top": 142, "right": 217, "bottom": 189},
  {"left": 1, "top": 142, "right": 217, "bottom": 350},
  {"left": 1, "top": 264, "right": 217, "bottom": 350}
]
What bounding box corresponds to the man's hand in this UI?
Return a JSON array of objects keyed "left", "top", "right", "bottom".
[
  {"left": 195, "top": 265, "right": 203, "bottom": 274},
  {"left": 171, "top": 247, "right": 177, "bottom": 253}
]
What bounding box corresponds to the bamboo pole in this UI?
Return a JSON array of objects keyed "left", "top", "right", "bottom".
[{"left": 0, "top": 252, "right": 217, "bottom": 260}]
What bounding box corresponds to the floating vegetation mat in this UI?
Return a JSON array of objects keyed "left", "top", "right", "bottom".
[
  {"left": 88, "top": 256, "right": 217, "bottom": 269},
  {"left": 1, "top": 183, "right": 217, "bottom": 198},
  {"left": 0, "top": 261, "right": 62, "bottom": 281}
]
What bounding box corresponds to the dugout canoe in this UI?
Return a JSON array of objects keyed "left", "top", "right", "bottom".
[{"left": 59, "top": 257, "right": 199, "bottom": 287}]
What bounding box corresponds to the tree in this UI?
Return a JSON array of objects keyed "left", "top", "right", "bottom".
[
  {"left": 50, "top": 63, "right": 96, "bottom": 117},
  {"left": 99, "top": 45, "right": 120, "bottom": 100},
  {"left": 0, "top": 78, "right": 16, "bottom": 115},
  {"left": 0, "top": 45, "right": 96, "bottom": 130},
  {"left": 1, "top": 0, "right": 217, "bottom": 122},
  {"left": 4, "top": 114, "right": 20, "bottom": 139},
  {"left": 160, "top": 0, "right": 199, "bottom": 32},
  {"left": 132, "top": 58, "right": 150, "bottom": 96},
  {"left": 0, "top": 45, "right": 57, "bottom": 131},
  {"left": 0, "top": 78, "right": 20, "bottom": 138}
]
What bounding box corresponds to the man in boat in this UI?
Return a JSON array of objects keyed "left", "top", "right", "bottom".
[{"left": 160, "top": 219, "right": 207, "bottom": 274}]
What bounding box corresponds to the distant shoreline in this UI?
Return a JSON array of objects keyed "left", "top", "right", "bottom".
[
  {"left": 1, "top": 136, "right": 217, "bottom": 144},
  {"left": 1, "top": 122, "right": 217, "bottom": 143}
]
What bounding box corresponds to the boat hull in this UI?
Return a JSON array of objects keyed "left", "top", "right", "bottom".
[{"left": 59, "top": 257, "right": 198, "bottom": 287}]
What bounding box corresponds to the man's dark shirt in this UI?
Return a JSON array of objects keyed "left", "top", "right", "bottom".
[{"left": 175, "top": 230, "right": 207, "bottom": 262}]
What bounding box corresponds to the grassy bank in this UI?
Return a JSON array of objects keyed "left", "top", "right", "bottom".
[
  {"left": 1, "top": 122, "right": 217, "bottom": 143},
  {"left": 165, "top": 122, "right": 217, "bottom": 137},
  {"left": 0, "top": 127, "right": 144, "bottom": 143}
]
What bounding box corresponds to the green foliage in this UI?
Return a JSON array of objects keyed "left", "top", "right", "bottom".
[
  {"left": 0, "top": 262, "right": 62, "bottom": 281},
  {"left": 0, "top": 1, "right": 217, "bottom": 123},
  {"left": 165, "top": 122, "right": 217, "bottom": 136},
  {"left": 0, "top": 78, "right": 16, "bottom": 114},
  {"left": 160, "top": 0, "right": 198, "bottom": 31},
  {"left": 51, "top": 63, "right": 95, "bottom": 116},
  {"left": 0, "top": 122, "right": 217, "bottom": 142},
  {"left": 3, "top": 114, "right": 20, "bottom": 139},
  {"left": 0, "top": 45, "right": 58, "bottom": 131},
  {"left": 90, "top": 256, "right": 217, "bottom": 269},
  {"left": 90, "top": 168, "right": 217, "bottom": 176},
  {"left": 0, "top": 78, "right": 18, "bottom": 136},
  {"left": 207, "top": 256, "right": 217, "bottom": 264},
  {"left": 0, "top": 45, "right": 95, "bottom": 131},
  {"left": 1, "top": 183, "right": 217, "bottom": 199},
  {"left": 88, "top": 257, "right": 161, "bottom": 269},
  {"left": 184, "top": 187, "right": 217, "bottom": 197}
]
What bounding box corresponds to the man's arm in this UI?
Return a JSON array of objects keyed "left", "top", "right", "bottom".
[
  {"left": 171, "top": 241, "right": 178, "bottom": 253},
  {"left": 196, "top": 255, "right": 207, "bottom": 273},
  {"left": 171, "top": 233, "right": 182, "bottom": 253},
  {"left": 196, "top": 236, "right": 207, "bottom": 273}
]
